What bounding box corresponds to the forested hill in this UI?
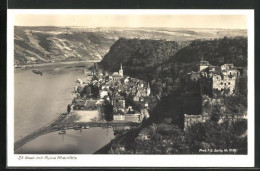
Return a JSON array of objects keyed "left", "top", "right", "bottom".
[
  {"left": 168, "top": 36, "right": 247, "bottom": 67},
  {"left": 99, "top": 38, "right": 189, "bottom": 72},
  {"left": 99, "top": 36, "right": 247, "bottom": 81}
]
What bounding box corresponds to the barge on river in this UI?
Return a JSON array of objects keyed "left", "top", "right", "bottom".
[{"left": 32, "top": 69, "right": 42, "bottom": 76}]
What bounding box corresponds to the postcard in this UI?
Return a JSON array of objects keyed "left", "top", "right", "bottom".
[{"left": 7, "top": 9, "right": 254, "bottom": 167}]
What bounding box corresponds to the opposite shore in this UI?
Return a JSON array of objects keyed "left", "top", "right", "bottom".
[{"left": 15, "top": 60, "right": 101, "bottom": 68}]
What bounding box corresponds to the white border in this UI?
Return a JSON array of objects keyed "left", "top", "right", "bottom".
[{"left": 7, "top": 9, "right": 255, "bottom": 167}]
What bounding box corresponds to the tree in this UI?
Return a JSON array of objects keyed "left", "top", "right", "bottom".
[
  {"left": 232, "top": 120, "right": 247, "bottom": 136},
  {"left": 91, "top": 84, "right": 100, "bottom": 98},
  {"left": 77, "top": 86, "right": 83, "bottom": 94},
  {"left": 67, "top": 104, "right": 71, "bottom": 114},
  {"left": 165, "top": 85, "right": 174, "bottom": 95},
  {"left": 224, "top": 95, "right": 247, "bottom": 115},
  {"left": 210, "top": 104, "right": 222, "bottom": 122},
  {"left": 237, "top": 76, "right": 247, "bottom": 96},
  {"left": 223, "top": 88, "right": 230, "bottom": 95},
  {"left": 84, "top": 85, "right": 92, "bottom": 97},
  {"left": 80, "top": 91, "right": 85, "bottom": 98},
  {"left": 115, "top": 99, "right": 121, "bottom": 111},
  {"left": 185, "top": 119, "right": 247, "bottom": 154},
  {"left": 103, "top": 100, "right": 113, "bottom": 121}
]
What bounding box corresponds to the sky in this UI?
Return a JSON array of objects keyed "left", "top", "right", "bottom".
[{"left": 14, "top": 14, "right": 247, "bottom": 29}]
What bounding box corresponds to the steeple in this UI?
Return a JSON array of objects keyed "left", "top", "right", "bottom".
[
  {"left": 119, "top": 62, "right": 123, "bottom": 77},
  {"left": 147, "top": 82, "right": 151, "bottom": 96}
]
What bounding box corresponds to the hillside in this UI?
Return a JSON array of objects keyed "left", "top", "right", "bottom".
[
  {"left": 99, "top": 36, "right": 247, "bottom": 81},
  {"left": 14, "top": 26, "right": 247, "bottom": 65},
  {"left": 168, "top": 36, "right": 247, "bottom": 67},
  {"left": 14, "top": 26, "right": 115, "bottom": 64},
  {"left": 96, "top": 36, "right": 248, "bottom": 154},
  {"left": 99, "top": 38, "right": 188, "bottom": 72}
]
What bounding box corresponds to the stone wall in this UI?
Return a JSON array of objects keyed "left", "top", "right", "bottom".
[
  {"left": 184, "top": 114, "right": 210, "bottom": 130},
  {"left": 113, "top": 114, "right": 126, "bottom": 121},
  {"left": 218, "top": 114, "right": 247, "bottom": 123},
  {"left": 125, "top": 114, "right": 142, "bottom": 122},
  {"left": 184, "top": 113, "right": 247, "bottom": 130}
]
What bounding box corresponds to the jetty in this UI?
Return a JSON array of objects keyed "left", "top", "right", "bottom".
[{"left": 14, "top": 113, "right": 140, "bottom": 150}]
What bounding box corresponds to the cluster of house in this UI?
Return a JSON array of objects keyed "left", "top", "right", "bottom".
[
  {"left": 73, "top": 63, "right": 150, "bottom": 123},
  {"left": 184, "top": 61, "right": 247, "bottom": 130}
]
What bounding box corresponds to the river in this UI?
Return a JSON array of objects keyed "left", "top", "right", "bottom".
[{"left": 14, "top": 63, "right": 115, "bottom": 154}]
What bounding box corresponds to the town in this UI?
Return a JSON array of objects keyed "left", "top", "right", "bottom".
[
  {"left": 14, "top": 63, "right": 151, "bottom": 150},
  {"left": 70, "top": 63, "right": 150, "bottom": 124},
  {"left": 70, "top": 60, "right": 247, "bottom": 131},
  {"left": 14, "top": 60, "right": 248, "bottom": 151}
]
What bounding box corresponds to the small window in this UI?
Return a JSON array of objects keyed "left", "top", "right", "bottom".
[
  {"left": 228, "top": 82, "right": 230, "bottom": 85},
  {"left": 221, "top": 88, "right": 224, "bottom": 92},
  {"left": 221, "top": 82, "right": 223, "bottom": 85},
  {"left": 216, "top": 77, "right": 218, "bottom": 79},
  {"left": 224, "top": 83, "right": 226, "bottom": 86}
]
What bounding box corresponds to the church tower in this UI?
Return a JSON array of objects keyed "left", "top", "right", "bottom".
[
  {"left": 119, "top": 63, "right": 123, "bottom": 77},
  {"left": 147, "top": 82, "right": 151, "bottom": 96}
]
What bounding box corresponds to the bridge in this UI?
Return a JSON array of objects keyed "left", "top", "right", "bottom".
[{"left": 14, "top": 114, "right": 140, "bottom": 150}]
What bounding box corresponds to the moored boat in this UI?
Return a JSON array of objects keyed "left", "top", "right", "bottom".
[
  {"left": 58, "top": 130, "right": 66, "bottom": 134},
  {"left": 32, "top": 69, "right": 43, "bottom": 76},
  {"left": 73, "top": 126, "right": 82, "bottom": 130}
]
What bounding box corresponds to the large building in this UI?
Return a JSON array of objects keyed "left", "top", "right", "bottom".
[
  {"left": 113, "top": 106, "right": 145, "bottom": 123},
  {"left": 112, "top": 63, "right": 124, "bottom": 81},
  {"left": 133, "top": 83, "right": 151, "bottom": 101},
  {"left": 200, "top": 61, "right": 240, "bottom": 95}
]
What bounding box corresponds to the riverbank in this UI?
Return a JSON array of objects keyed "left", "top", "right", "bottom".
[
  {"left": 14, "top": 111, "right": 140, "bottom": 151},
  {"left": 14, "top": 63, "right": 143, "bottom": 153},
  {"left": 15, "top": 60, "right": 100, "bottom": 68},
  {"left": 94, "top": 125, "right": 142, "bottom": 154}
]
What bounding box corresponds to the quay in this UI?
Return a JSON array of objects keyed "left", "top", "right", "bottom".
[
  {"left": 14, "top": 114, "right": 140, "bottom": 150},
  {"left": 14, "top": 114, "right": 67, "bottom": 150}
]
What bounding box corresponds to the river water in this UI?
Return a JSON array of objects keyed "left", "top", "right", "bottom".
[{"left": 14, "top": 63, "right": 115, "bottom": 154}]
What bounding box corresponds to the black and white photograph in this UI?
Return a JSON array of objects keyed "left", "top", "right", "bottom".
[{"left": 7, "top": 9, "right": 254, "bottom": 167}]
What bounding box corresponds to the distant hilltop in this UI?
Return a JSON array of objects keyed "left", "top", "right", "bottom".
[
  {"left": 99, "top": 38, "right": 187, "bottom": 72},
  {"left": 99, "top": 36, "right": 247, "bottom": 80},
  {"left": 14, "top": 26, "right": 247, "bottom": 65}
]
